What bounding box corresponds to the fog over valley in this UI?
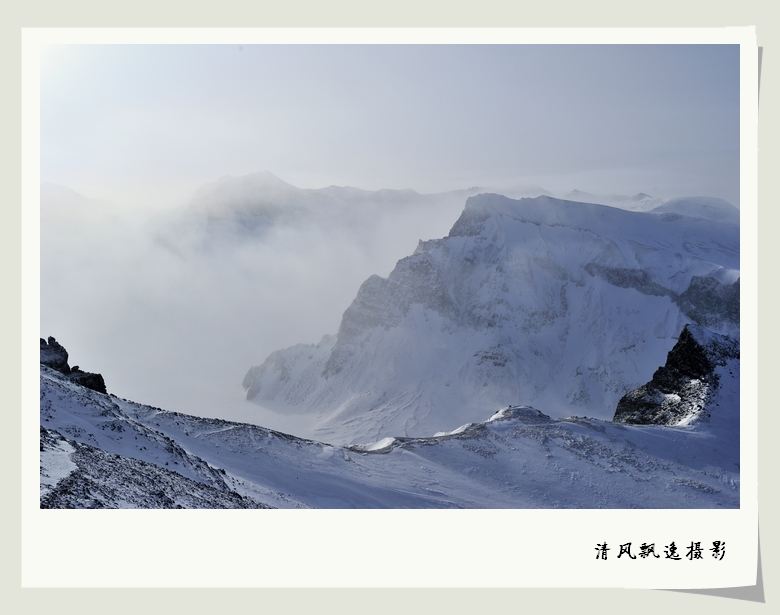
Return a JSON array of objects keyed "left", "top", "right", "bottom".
[{"left": 40, "top": 175, "right": 491, "bottom": 424}]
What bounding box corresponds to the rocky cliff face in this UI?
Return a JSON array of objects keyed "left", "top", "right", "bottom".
[
  {"left": 40, "top": 337, "right": 107, "bottom": 394},
  {"left": 243, "top": 194, "right": 740, "bottom": 444},
  {"left": 613, "top": 324, "right": 739, "bottom": 425},
  {"left": 40, "top": 336, "right": 69, "bottom": 372}
]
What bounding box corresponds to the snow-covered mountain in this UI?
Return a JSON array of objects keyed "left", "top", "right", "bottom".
[
  {"left": 563, "top": 189, "right": 740, "bottom": 224},
  {"left": 647, "top": 196, "right": 741, "bottom": 225},
  {"left": 40, "top": 338, "right": 739, "bottom": 509},
  {"left": 243, "top": 194, "right": 739, "bottom": 445}
]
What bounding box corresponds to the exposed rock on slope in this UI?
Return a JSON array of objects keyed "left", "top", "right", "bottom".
[
  {"left": 40, "top": 428, "right": 269, "bottom": 509},
  {"left": 613, "top": 324, "right": 739, "bottom": 425},
  {"left": 40, "top": 337, "right": 107, "bottom": 394},
  {"left": 676, "top": 277, "right": 740, "bottom": 332}
]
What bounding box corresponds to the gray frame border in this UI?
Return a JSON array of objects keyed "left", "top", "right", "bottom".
[{"left": 4, "top": 1, "right": 775, "bottom": 611}]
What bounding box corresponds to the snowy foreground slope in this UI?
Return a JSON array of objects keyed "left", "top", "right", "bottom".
[
  {"left": 40, "top": 332, "right": 739, "bottom": 509},
  {"left": 244, "top": 194, "right": 739, "bottom": 445}
]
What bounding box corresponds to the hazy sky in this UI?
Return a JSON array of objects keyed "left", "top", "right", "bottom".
[{"left": 41, "top": 44, "right": 740, "bottom": 208}]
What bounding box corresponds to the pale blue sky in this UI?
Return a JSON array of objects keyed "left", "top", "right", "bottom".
[{"left": 41, "top": 44, "right": 740, "bottom": 208}]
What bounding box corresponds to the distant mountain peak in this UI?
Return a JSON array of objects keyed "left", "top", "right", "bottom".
[
  {"left": 199, "top": 170, "right": 300, "bottom": 194},
  {"left": 649, "top": 196, "right": 739, "bottom": 224},
  {"left": 630, "top": 192, "right": 652, "bottom": 201}
]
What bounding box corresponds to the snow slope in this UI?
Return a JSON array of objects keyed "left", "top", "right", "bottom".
[
  {"left": 244, "top": 194, "right": 739, "bottom": 444},
  {"left": 40, "top": 355, "right": 739, "bottom": 509}
]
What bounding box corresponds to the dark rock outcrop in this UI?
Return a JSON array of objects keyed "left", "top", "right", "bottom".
[
  {"left": 581, "top": 268, "right": 740, "bottom": 335},
  {"left": 67, "top": 370, "right": 108, "bottom": 394},
  {"left": 40, "top": 337, "right": 107, "bottom": 394},
  {"left": 583, "top": 263, "right": 674, "bottom": 298},
  {"left": 613, "top": 324, "right": 739, "bottom": 425},
  {"left": 40, "top": 336, "right": 69, "bottom": 372},
  {"left": 676, "top": 277, "right": 740, "bottom": 332},
  {"left": 40, "top": 428, "right": 270, "bottom": 509}
]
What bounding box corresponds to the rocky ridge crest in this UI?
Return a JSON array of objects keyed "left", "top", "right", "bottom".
[{"left": 40, "top": 337, "right": 107, "bottom": 394}]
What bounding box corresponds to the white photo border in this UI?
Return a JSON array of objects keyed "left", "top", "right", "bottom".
[{"left": 21, "top": 26, "right": 758, "bottom": 589}]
